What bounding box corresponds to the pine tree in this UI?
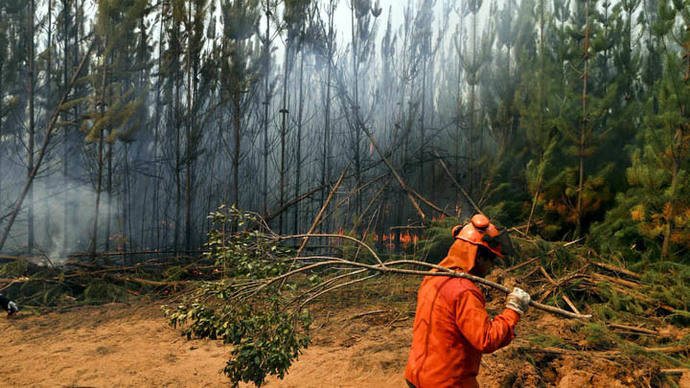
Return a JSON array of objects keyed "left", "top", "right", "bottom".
[
  {"left": 220, "top": 0, "right": 261, "bottom": 228},
  {"left": 348, "top": 0, "right": 380, "bottom": 220},
  {"left": 534, "top": 0, "right": 616, "bottom": 238},
  {"left": 594, "top": 0, "right": 689, "bottom": 259},
  {"left": 478, "top": 0, "right": 526, "bottom": 218},
  {"left": 461, "top": 0, "right": 491, "bottom": 197},
  {"left": 84, "top": 0, "right": 145, "bottom": 252},
  {"left": 485, "top": 0, "right": 546, "bottom": 226},
  {"left": 182, "top": 0, "right": 208, "bottom": 250}
]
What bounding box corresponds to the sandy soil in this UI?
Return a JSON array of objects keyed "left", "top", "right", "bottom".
[
  {"left": 0, "top": 302, "right": 412, "bottom": 387},
  {"left": 0, "top": 304, "right": 228, "bottom": 387},
  {"left": 0, "top": 299, "right": 686, "bottom": 387}
]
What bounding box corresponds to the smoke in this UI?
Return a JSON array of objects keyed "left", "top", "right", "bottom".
[{"left": 4, "top": 176, "right": 119, "bottom": 261}]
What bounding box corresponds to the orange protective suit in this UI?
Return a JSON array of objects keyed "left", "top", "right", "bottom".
[{"left": 404, "top": 232, "right": 520, "bottom": 388}]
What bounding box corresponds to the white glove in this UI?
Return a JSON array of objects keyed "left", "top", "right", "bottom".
[{"left": 506, "top": 287, "right": 531, "bottom": 315}]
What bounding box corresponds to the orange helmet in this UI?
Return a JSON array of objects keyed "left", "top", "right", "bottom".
[
  {"left": 452, "top": 214, "right": 504, "bottom": 258},
  {"left": 438, "top": 214, "right": 505, "bottom": 273}
]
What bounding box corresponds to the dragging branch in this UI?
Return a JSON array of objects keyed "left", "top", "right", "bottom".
[
  {"left": 304, "top": 256, "right": 590, "bottom": 319},
  {"left": 259, "top": 234, "right": 591, "bottom": 319}
]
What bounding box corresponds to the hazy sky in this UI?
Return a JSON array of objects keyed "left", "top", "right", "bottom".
[
  {"left": 329, "top": 0, "right": 474, "bottom": 57},
  {"left": 272, "top": 0, "right": 462, "bottom": 56},
  {"left": 330, "top": 0, "right": 438, "bottom": 47}
]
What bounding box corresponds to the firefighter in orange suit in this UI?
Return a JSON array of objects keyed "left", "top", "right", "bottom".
[{"left": 405, "top": 214, "right": 531, "bottom": 388}]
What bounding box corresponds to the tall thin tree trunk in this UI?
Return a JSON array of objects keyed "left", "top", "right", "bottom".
[
  {"left": 294, "top": 52, "right": 305, "bottom": 234},
  {"left": 174, "top": 51, "right": 181, "bottom": 252},
  {"left": 27, "top": 0, "right": 36, "bottom": 253},
  {"left": 152, "top": 2, "right": 164, "bottom": 250},
  {"left": 279, "top": 41, "right": 291, "bottom": 234},
  {"left": 71, "top": 0, "right": 82, "bottom": 249},
  {"left": 136, "top": 12, "right": 148, "bottom": 251},
  {"left": 527, "top": 0, "right": 546, "bottom": 236},
  {"left": 419, "top": 49, "right": 427, "bottom": 194},
  {"left": 105, "top": 137, "right": 112, "bottom": 250},
  {"left": 262, "top": 0, "right": 271, "bottom": 215},
  {"left": 468, "top": 8, "right": 477, "bottom": 197},
  {"left": 320, "top": 0, "right": 335, "bottom": 235},
  {"left": 395, "top": 11, "right": 411, "bottom": 250},
  {"left": 185, "top": 0, "right": 193, "bottom": 251},
  {"left": 92, "top": 64, "right": 108, "bottom": 254},
  {"left": 233, "top": 90, "right": 241, "bottom": 213},
  {"left": 0, "top": 61, "right": 3, "bottom": 200},
  {"left": 429, "top": 32, "right": 437, "bottom": 203},
  {"left": 455, "top": 22, "right": 462, "bottom": 183},
  {"left": 576, "top": 0, "right": 590, "bottom": 237},
  {"left": 124, "top": 144, "right": 133, "bottom": 255},
  {"left": 351, "top": 3, "right": 361, "bottom": 217},
  {"left": 62, "top": 0, "right": 71, "bottom": 252}
]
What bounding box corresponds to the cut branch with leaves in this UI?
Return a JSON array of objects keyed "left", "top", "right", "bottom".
[{"left": 164, "top": 206, "right": 591, "bottom": 387}]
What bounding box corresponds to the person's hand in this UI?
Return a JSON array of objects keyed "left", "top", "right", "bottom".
[{"left": 506, "top": 287, "right": 531, "bottom": 315}]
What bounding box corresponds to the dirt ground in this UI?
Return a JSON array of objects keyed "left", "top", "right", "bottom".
[
  {"left": 0, "top": 295, "right": 687, "bottom": 387},
  {"left": 0, "top": 302, "right": 410, "bottom": 387}
]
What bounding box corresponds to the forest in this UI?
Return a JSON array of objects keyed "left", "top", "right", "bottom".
[
  {"left": 0, "top": 0, "right": 687, "bottom": 260},
  {"left": 0, "top": 0, "right": 688, "bottom": 386}
]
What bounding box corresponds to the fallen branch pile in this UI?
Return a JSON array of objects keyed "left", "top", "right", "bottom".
[
  {"left": 503, "top": 234, "right": 689, "bottom": 322},
  {"left": 482, "top": 233, "right": 690, "bottom": 387},
  {"left": 0, "top": 253, "right": 210, "bottom": 307}
]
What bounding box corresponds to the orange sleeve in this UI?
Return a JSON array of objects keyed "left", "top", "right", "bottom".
[{"left": 455, "top": 289, "right": 521, "bottom": 353}]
